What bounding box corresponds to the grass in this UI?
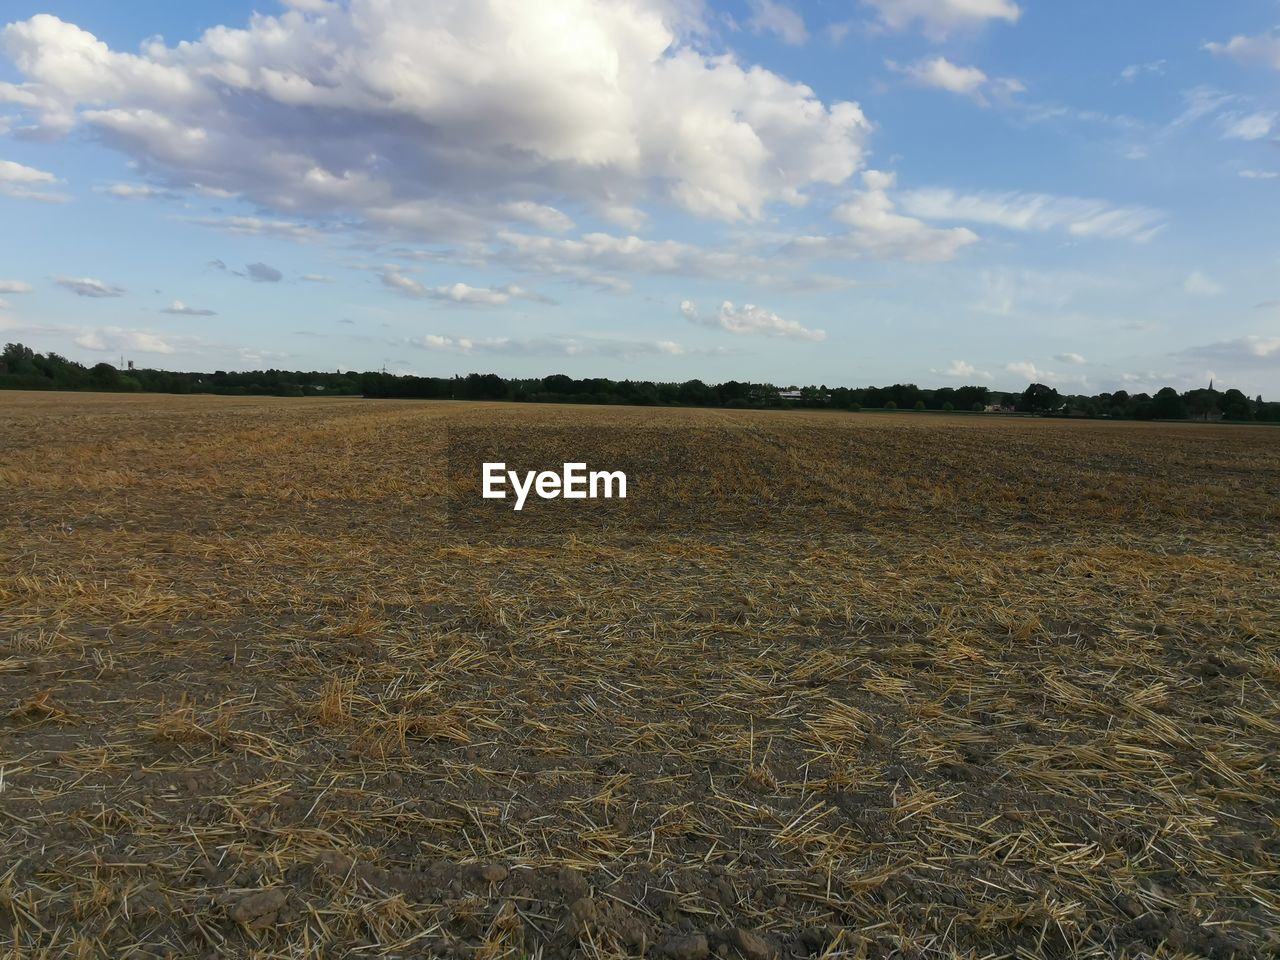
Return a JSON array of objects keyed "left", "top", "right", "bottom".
[{"left": 0, "top": 390, "right": 1277, "bottom": 959}]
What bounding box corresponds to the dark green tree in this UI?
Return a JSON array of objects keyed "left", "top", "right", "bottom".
[
  {"left": 1020, "top": 382, "right": 1061, "bottom": 414},
  {"left": 1152, "top": 387, "right": 1187, "bottom": 420}
]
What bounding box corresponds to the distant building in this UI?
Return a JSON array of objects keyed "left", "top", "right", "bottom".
[
  {"left": 984, "top": 403, "right": 1015, "bottom": 413},
  {"left": 778, "top": 389, "right": 803, "bottom": 400}
]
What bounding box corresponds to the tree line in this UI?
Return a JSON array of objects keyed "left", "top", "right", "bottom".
[{"left": 2, "top": 341, "right": 1275, "bottom": 422}]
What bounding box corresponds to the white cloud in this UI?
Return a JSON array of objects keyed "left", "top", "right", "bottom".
[
  {"left": 1119, "top": 370, "right": 1179, "bottom": 389},
  {"left": 0, "top": 158, "right": 54, "bottom": 183},
  {"left": 0, "top": 5, "right": 870, "bottom": 230},
  {"left": 74, "top": 326, "right": 175, "bottom": 354},
  {"left": 300, "top": 274, "right": 336, "bottom": 283},
  {"left": 236, "top": 345, "right": 292, "bottom": 366},
  {"left": 901, "top": 188, "right": 1166, "bottom": 242},
  {"left": 55, "top": 276, "right": 125, "bottom": 298},
  {"left": 1005, "top": 360, "right": 1087, "bottom": 388},
  {"left": 189, "top": 216, "right": 322, "bottom": 242},
  {"left": 1053, "top": 352, "right": 1086, "bottom": 365},
  {"left": 746, "top": 0, "right": 808, "bottom": 46},
  {"left": 1220, "top": 111, "right": 1276, "bottom": 141},
  {"left": 862, "top": 0, "right": 1020, "bottom": 39},
  {"left": 380, "top": 270, "right": 551, "bottom": 305},
  {"left": 411, "top": 333, "right": 698, "bottom": 358},
  {"left": 101, "top": 181, "right": 169, "bottom": 199},
  {"left": 500, "top": 201, "right": 575, "bottom": 234},
  {"left": 0, "top": 280, "right": 33, "bottom": 294},
  {"left": 1240, "top": 169, "right": 1279, "bottom": 180},
  {"left": 888, "top": 56, "right": 1022, "bottom": 103},
  {"left": 1205, "top": 32, "right": 1280, "bottom": 70},
  {"left": 0, "top": 157, "right": 69, "bottom": 201},
  {"left": 1184, "top": 271, "right": 1221, "bottom": 296},
  {"left": 282, "top": 0, "right": 337, "bottom": 12},
  {"left": 1168, "top": 86, "right": 1238, "bottom": 131},
  {"left": 792, "top": 170, "right": 978, "bottom": 262},
  {"left": 933, "top": 359, "right": 993, "bottom": 381},
  {"left": 893, "top": 56, "right": 984, "bottom": 95},
  {"left": 680, "top": 299, "right": 825, "bottom": 341},
  {"left": 1119, "top": 60, "right": 1166, "bottom": 82},
  {"left": 483, "top": 230, "right": 769, "bottom": 282},
  {"left": 162, "top": 299, "right": 216, "bottom": 316}
]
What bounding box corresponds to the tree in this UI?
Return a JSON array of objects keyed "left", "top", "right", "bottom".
[
  {"left": 954, "top": 385, "right": 990, "bottom": 410},
  {"left": 1020, "top": 382, "right": 1060, "bottom": 414},
  {"left": 89, "top": 362, "right": 122, "bottom": 391},
  {"left": 1152, "top": 387, "right": 1187, "bottom": 420},
  {"left": 677, "top": 379, "right": 711, "bottom": 405},
  {"left": 1222, "top": 388, "right": 1253, "bottom": 421},
  {"left": 542, "top": 373, "right": 574, "bottom": 395}
]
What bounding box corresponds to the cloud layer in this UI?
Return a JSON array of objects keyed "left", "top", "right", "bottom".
[{"left": 0, "top": 4, "right": 869, "bottom": 233}]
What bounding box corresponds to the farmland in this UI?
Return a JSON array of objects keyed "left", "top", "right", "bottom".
[{"left": 1, "top": 392, "right": 1277, "bottom": 959}]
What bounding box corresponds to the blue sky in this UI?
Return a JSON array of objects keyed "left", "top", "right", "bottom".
[{"left": 1, "top": 0, "right": 1277, "bottom": 394}]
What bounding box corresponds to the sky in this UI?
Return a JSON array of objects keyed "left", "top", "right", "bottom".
[{"left": 0, "top": 0, "right": 1277, "bottom": 395}]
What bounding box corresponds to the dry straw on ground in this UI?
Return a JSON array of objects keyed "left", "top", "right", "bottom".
[{"left": 0, "top": 391, "right": 1277, "bottom": 959}]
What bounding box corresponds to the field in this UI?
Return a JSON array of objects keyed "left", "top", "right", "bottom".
[{"left": 1, "top": 392, "right": 1277, "bottom": 960}]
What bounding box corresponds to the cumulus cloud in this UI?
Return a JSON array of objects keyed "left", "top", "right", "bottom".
[
  {"left": 680, "top": 299, "right": 825, "bottom": 341},
  {"left": 162, "top": 299, "right": 216, "bottom": 316},
  {"left": 410, "top": 333, "right": 697, "bottom": 358},
  {"left": 380, "top": 270, "right": 552, "bottom": 305},
  {"left": 246, "top": 263, "right": 284, "bottom": 283},
  {"left": 933, "top": 359, "right": 993, "bottom": 381},
  {"left": 0, "top": 5, "right": 870, "bottom": 231},
  {"left": 862, "top": 0, "right": 1020, "bottom": 39},
  {"left": 888, "top": 57, "right": 1022, "bottom": 103},
  {"left": 790, "top": 170, "right": 978, "bottom": 262},
  {"left": 1184, "top": 271, "right": 1221, "bottom": 296},
  {"left": 1205, "top": 32, "right": 1280, "bottom": 70},
  {"left": 74, "top": 326, "right": 175, "bottom": 354},
  {"left": 746, "top": 1, "right": 808, "bottom": 46},
  {"left": 901, "top": 188, "right": 1166, "bottom": 242},
  {"left": 0, "top": 280, "right": 33, "bottom": 294},
  {"left": 55, "top": 276, "right": 125, "bottom": 298},
  {"left": 0, "top": 157, "right": 69, "bottom": 201},
  {"left": 1054, "top": 352, "right": 1086, "bottom": 365}
]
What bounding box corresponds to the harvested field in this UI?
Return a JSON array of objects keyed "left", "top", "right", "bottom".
[{"left": 1, "top": 391, "right": 1278, "bottom": 959}]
